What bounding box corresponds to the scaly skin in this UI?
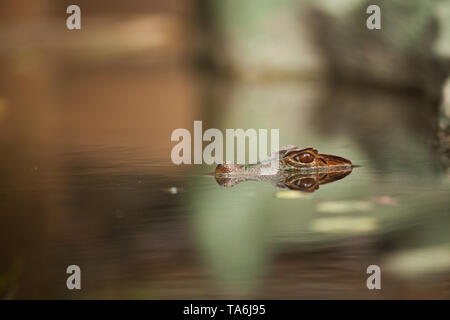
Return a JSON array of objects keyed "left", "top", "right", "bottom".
[{"left": 214, "top": 146, "right": 353, "bottom": 192}]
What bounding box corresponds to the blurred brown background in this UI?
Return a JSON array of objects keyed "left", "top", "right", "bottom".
[{"left": 0, "top": 0, "right": 449, "bottom": 299}]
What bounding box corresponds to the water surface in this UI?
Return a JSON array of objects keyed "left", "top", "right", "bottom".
[{"left": 1, "top": 70, "right": 449, "bottom": 299}]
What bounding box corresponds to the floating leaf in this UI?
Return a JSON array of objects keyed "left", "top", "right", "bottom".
[
  {"left": 316, "top": 200, "right": 373, "bottom": 213},
  {"left": 276, "top": 191, "right": 311, "bottom": 199},
  {"left": 310, "top": 216, "right": 378, "bottom": 233}
]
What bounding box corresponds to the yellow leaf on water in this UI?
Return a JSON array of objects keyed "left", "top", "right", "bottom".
[
  {"left": 275, "top": 191, "right": 312, "bottom": 199},
  {"left": 316, "top": 200, "right": 373, "bottom": 213},
  {"left": 384, "top": 245, "right": 450, "bottom": 278},
  {"left": 310, "top": 216, "right": 378, "bottom": 233}
]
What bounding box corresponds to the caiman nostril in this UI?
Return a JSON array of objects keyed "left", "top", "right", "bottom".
[{"left": 215, "top": 163, "right": 244, "bottom": 175}]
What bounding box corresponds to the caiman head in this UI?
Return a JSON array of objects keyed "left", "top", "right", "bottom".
[
  {"left": 278, "top": 147, "right": 352, "bottom": 170},
  {"left": 213, "top": 146, "right": 353, "bottom": 192}
]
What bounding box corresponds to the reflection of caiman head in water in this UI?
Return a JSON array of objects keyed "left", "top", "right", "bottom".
[
  {"left": 215, "top": 170, "right": 352, "bottom": 192},
  {"left": 214, "top": 146, "right": 353, "bottom": 193},
  {"left": 277, "top": 170, "right": 352, "bottom": 192}
]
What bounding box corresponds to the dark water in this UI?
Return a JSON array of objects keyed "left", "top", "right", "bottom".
[{"left": 1, "top": 69, "right": 449, "bottom": 299}]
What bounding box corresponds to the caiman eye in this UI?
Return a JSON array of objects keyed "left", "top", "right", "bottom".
[
  {"left": 293, "top": 152, "right": 315, "bottom": 163},
  {"left": 297, "top": 178, "right": 315, "bottom": 188}
]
